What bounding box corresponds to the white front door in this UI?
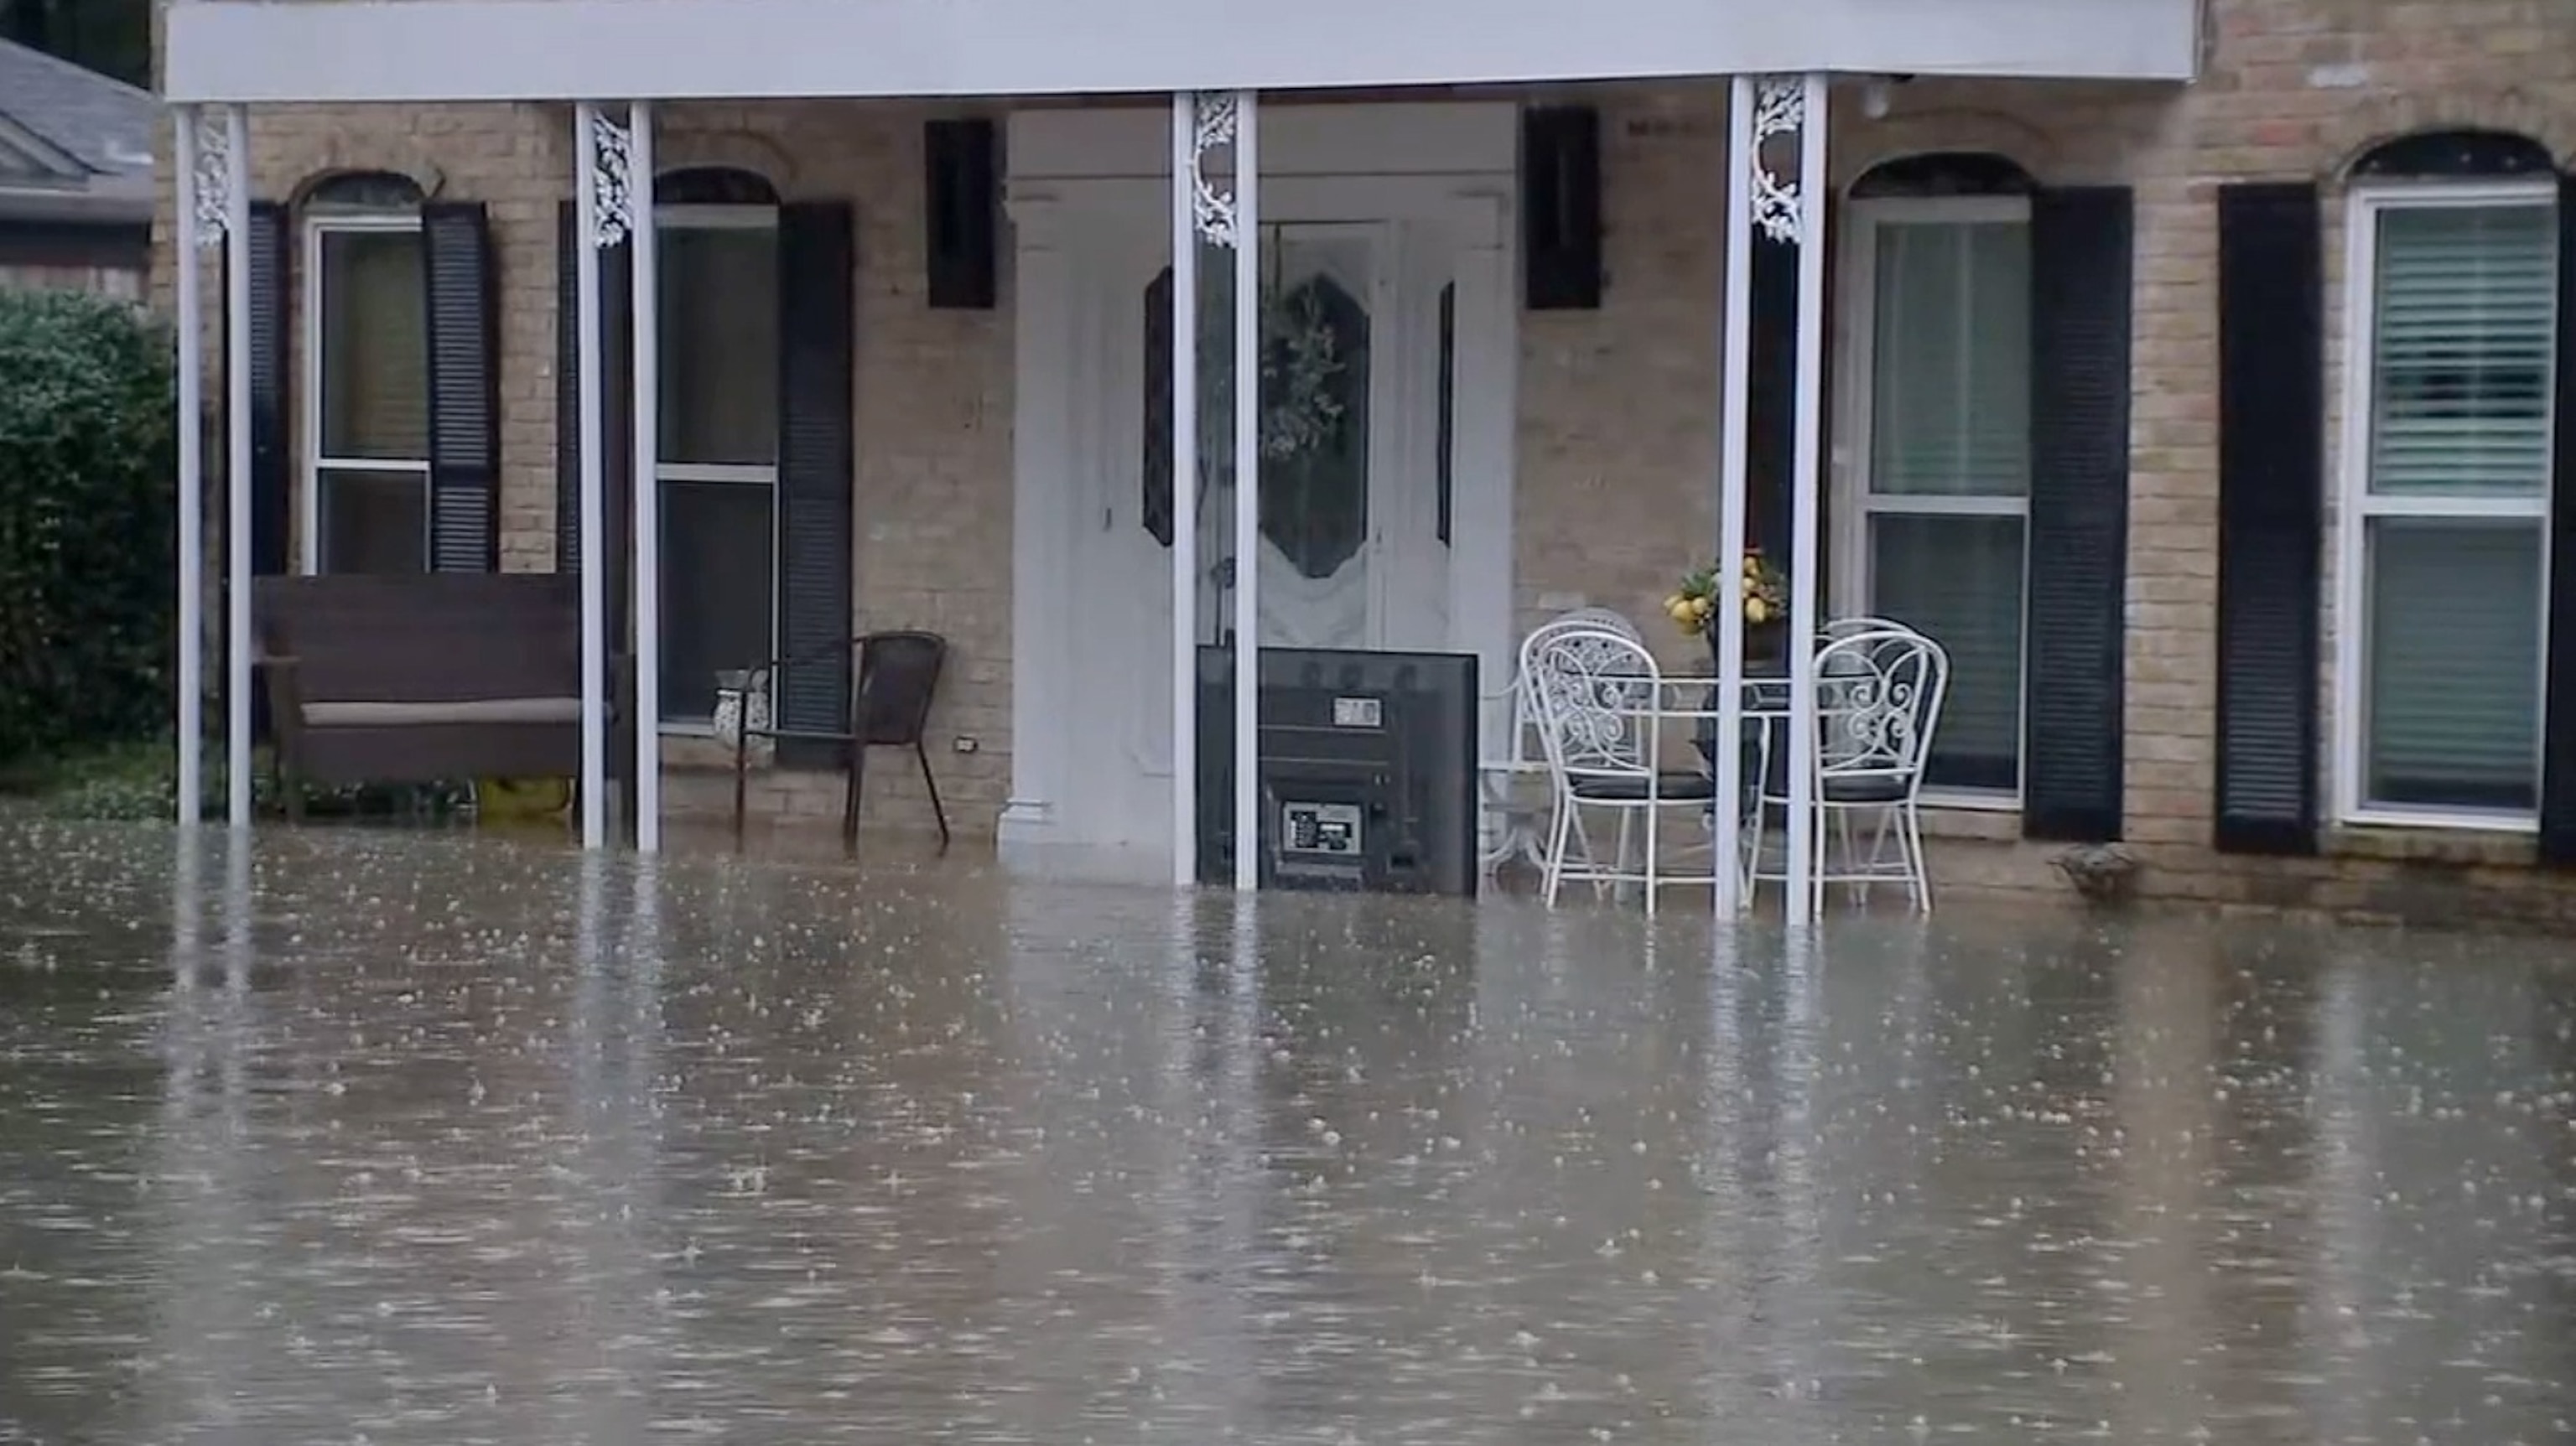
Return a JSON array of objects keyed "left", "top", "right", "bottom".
[
  {"left": 1083, "top": 213, "right": 1461, "bottom": 846},
  {"left": 1003, "top": 106, "right": 1519, "bottom": 858}
]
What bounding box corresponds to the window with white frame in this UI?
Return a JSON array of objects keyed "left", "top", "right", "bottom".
[
  {"left": 304, "top": 176, "right": 429, "bottom": 574},
  {"left": 1841, "top": 197, "right": 2032, "bottom": 796},
  {"left": 656, "top": 200, "right": 781, "bottom": 725},
  {"left": 2339, "top": 184, "right": 2556, "bottom": 825}
]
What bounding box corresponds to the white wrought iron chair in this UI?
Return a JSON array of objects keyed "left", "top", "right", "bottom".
[
  {"left": 1747, "top": 627, "right": 1949, "bottom": 914},
  {"left": 1818, "top": 614, "right": 1923, "bottom": 645},
  {"left": 1481, "top": 609, "right": 1646, "bottom": 876},
  {"left": 1546, "top": 606, "right": 1644, "bottom": 637},
  {"left": 1730, "top": 618, "right": 1919, "bottom": 754},
  {"left": 1523, "top": 625, "right": 1721, "bottom": 915}
]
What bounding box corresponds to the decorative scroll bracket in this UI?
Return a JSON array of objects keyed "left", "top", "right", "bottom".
[
  {"left": 1748, "top": 77, "right": 1805, "bottom": 246},
  {"left": 1189, "top": 91, "right": 1239, "bottom": 250},
  {"left": 588, "top": 109, "right": 636, "bottom": 249},
  {"left": 190, "top": 111, "right": 232, "bottom": 247}
]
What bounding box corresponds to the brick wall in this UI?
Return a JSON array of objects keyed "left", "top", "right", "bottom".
[
  {"left": 153, "top": 0, "right": 2576, "bottom": 918},
  {"left": 0, "top": 259, "right": 146, "bottom": 300}
]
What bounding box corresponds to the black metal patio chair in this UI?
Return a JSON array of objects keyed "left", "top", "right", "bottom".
[{"left": 730, "top": 630, "right": 950, "bottom": 850}]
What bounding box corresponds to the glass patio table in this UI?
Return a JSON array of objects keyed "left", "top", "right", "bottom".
[
  {"left": 1487, "top": 671, "right": 1798, "bottom": 880},
  {"left": 1575, "top": 671, "right": 1798, "bottom": 817}
]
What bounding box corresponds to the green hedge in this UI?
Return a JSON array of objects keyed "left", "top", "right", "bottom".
[
  {"left": 11, "top": 739, "right": 471, "bottom": 823},
  {"left": 0, "top": 289, "right": 176, "bottom": 770}
]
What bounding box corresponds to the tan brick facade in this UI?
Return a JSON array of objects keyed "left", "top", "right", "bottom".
[{"left": 156, "top": 0, "right": 2576, "bottom": 924}]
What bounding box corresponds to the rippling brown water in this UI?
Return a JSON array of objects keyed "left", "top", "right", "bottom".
[{"left": 0, "top": 820, "right": 2569, "bottom": 1443}]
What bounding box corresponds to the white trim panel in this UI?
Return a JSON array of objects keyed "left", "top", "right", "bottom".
[
  {"left": 164, "top": 0, "right": 2197, "bottom": 105},
  {"left": 1010, "top": 105, "right": 1517, "bottom": 180}
]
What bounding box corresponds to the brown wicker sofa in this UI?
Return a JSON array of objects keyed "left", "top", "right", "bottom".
[{"left": 254, "top": 573, "right": 630, "bottom": 816}]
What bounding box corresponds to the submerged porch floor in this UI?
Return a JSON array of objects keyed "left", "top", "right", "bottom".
[{"left": 1, "top": 817, "right": 2569, "bottom": 1442}]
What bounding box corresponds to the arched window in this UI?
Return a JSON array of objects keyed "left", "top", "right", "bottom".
[
  {"left": 1849, "top": 150, "right": 2036, "bottom": 200},
  {"left": 304, "top": 170, "right": 427, "bottom": 211},
  {"left": 657, "top": 166, "right": 782, "bottom": 207},
  {"left": 2350, "top": 128, "right": 2553, "bottom": 182},
  {"left": 2337, "top": 129, "right": 2558, "bottom": 823},
  {"left": 652, "top": 165, "right": 784, "bottom": 723},
  {"left": 302, "top": 170, "right": 429, "bottom": 575},
  {"left": 1841, "top": 151, "right": 2036, "bottom": 794}
]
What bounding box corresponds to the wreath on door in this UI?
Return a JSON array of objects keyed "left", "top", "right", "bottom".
[{"left": 1142, "top": 235, "right": 1356, "bottom": 581}]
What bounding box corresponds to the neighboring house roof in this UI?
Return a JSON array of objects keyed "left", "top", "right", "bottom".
[{"left": 0, "top": 37, "right": 157, "bottom": 224}]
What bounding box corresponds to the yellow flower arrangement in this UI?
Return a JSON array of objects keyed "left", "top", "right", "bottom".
[{"left": 1666, "top": 552, "right": 1789, "bottom": 636}]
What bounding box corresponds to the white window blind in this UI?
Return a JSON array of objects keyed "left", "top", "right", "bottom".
[
  {"left": 318, "top": 229, "right": 429, "bottom": 461},
  {"left": 2355, "top": 200, "right": 2554, "bottom": 816},
  {"left": 2368, "top": 205, "right": 2554, "bottom": 498},
  {"left": 1869, "top": 221, "right": 2030, "bottom": 499},
  {"left": 313, "top": 223, "right": 429, "bottom": 574},
  {"left": 1864, "top": 217, "right": 2031, "bottom": 793}
]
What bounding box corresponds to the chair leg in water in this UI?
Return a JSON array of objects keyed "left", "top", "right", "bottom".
[
  {"left": 841, "top": 745, "right": 867, "bottom": 847},
  {"left": 914, "top": 740, "right": 950, "bottom": 852}
]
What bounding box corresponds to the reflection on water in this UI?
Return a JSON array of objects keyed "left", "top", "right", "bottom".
[{"left": 0, "top": 819, "right": 2570, "bottom": 1443}]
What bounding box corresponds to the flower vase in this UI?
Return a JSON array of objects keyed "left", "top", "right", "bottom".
[
  {"left": 713, "top": 669, "right": 774, "bottom": 766},
  {"left": 1706, "top": 617, "right": 1790, "bottom": 678},
  {"left": 1695, "top": 616, "right": 1790, "bottom": 779}
]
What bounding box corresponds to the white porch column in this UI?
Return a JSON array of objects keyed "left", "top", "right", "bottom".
[
  {"left": 1711, "top": 78, "right": 1757, "bottom": 919},
  {"left": 1168, "top": 93, "right": 1202, "bottom": 888},
  {"left": 1172, "top": 89, "right": 1259, "bottom": 891},
  {"left": 174, "top": 108, "right": 210, "bottom": 825},
  {"left": 221, "top": 105, "right": 253, "bottom": 830},
  {"left": 1722, "top": 75, "right": 1830, "bottom": 921},
  {"left": 1228, "top": 91, "right": 1259, "bottom": 893},
  {"left": 572, "top": 102, "right": 625, "bottom": 849},
  {"left": 1721, "top": 75, "right": 1823, "bottom": 910},
  {"left": 1782, "top": 71, "right": 1829, "bottom": 925},
  {"left": 628, "top": 101, "right": 662, "bottom": 852}
]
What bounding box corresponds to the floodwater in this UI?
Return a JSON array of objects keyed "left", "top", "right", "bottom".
[{"left": 1, "top": 821, "right": 2571, "bottom": 1445}]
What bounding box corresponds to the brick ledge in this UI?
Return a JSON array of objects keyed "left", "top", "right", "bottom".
[{"left": 2323, "top": 824, "right": 2537, "bottom": 869}]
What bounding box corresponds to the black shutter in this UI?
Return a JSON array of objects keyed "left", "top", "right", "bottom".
[
  {"left": 2213, "top": 183, "right": 2324, "bottom": 855},
  {"left": 553, "top": 203, "right": 634, "bottom": 641},
  {"left": 2022, "top": 186, "right": 2134, "bottom": 843},
  {"left": 226, "top": 200, "right": 288, "bottom": 745},
  {"left": 241, "top": 200, "right": 290, "bottom": 578},
  {"left": 554, "top": 204, "right": 580, "bottom": 577},
  {"left": 2539, "top": 178, "right": 2576, "bottom": 864},
  {"left": 774, "top": 201, "right": 857, "bottom": 767},
  {"left": 1519, "top": 106, "right": 1602, "bottom": 310},
  {"left": 1747, "top": 232, "right": 1797, "bottom": 571},
  {"left": 923, "top": 118, "right": 998, "bottom": 310},
  {"left": 423, "top": 201, "right": 499, "bottom": 572}
]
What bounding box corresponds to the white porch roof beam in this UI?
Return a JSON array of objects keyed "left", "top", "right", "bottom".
[{"left": 163, "top": 0, "right": 2195, "bottom": 106}]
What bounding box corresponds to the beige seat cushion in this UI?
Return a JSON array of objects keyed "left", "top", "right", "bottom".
[{"left": 303, "top": 697, "right": 583, "bottom": 728}]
